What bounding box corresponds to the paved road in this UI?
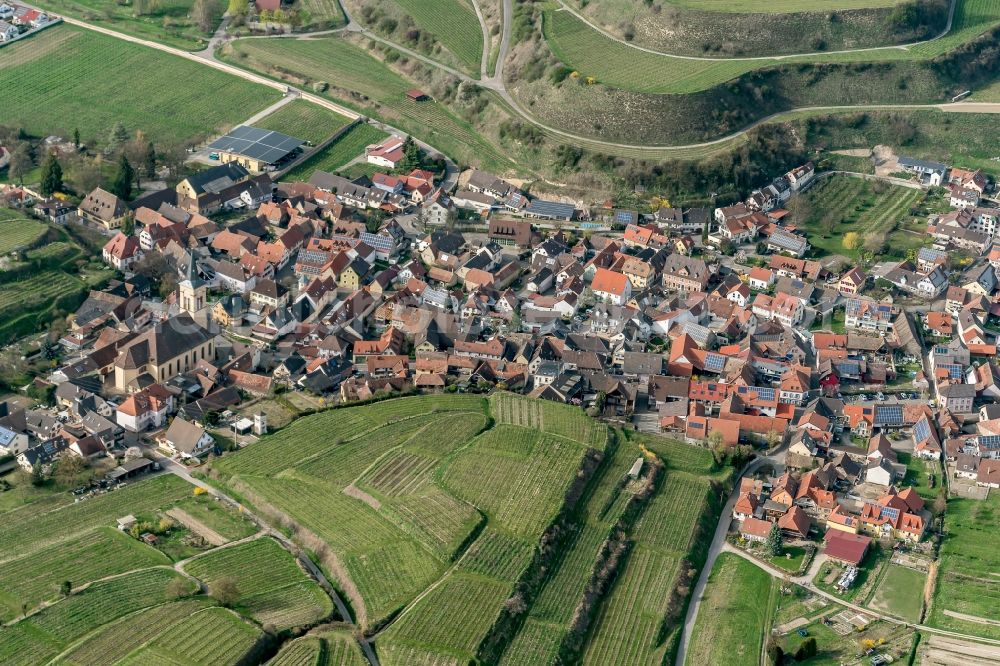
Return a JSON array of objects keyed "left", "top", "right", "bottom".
[{"left": 551, "top": 0, "right": 958, "bottom": 62}]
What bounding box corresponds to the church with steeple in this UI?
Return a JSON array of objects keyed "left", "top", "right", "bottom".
[{"left": 177, "top": 251, "right": 207, "bottom": 316}]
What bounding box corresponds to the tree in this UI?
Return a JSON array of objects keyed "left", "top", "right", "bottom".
[
  {"left": 122, "top": 212, "right": 136, "bottom": 236},
  {"left": 111, "top": 153, "right": 135, "bottom": 200},
  {"left": 228, "top": 0, "right": 246, "bottom": 15},
  {"left": 842, "top": 231, "right": 861, "bottom": 251},
  {"left": 398, "top": 136, "right": 420, "bottom": 172},
  {"left": 107, "top": 122, "right": 129, "bottom": 154},
  {"left": 9, "top": 144, "right": 33, "bottom": 186},
  {"left": 794, "top": 636, "right": 817, "bottom": 660},
  {"left": 39, "top": 153, "right": 64, "bottom": 197},
  {"left": 60, "top": 581, "right": 73, "bottom": 597},
  {"left": 766, "top": 521, "right": 783, "bottom": 557},
  {"left": 73, "top": 127, "right": 81, "bottom": 150},
  {"left": 766, "top": 638, "right": 784, "bottom": 666},
  {"left": 932, "top": 492, "right": 947, "bottom": 519},
  {"left": 766, "top": 429, "right": 782, "bottom": 450},
  {"left": 144, "top": 141, "right": 157, "bottom": 179},
  {"left": 166, "top": 577, "right": 191, "bottom": 599},
  {"left": 211, "top": 576, "right": 240, "bottom": 606},
  {"left": 30, "top": 462, "right": 46, "bottom": 487},
  {"left": 193, "top": 0, "right": 219, "bottom": 33},
  {"left": 52, "top": 454, "right": 88, "bottom": 488}
]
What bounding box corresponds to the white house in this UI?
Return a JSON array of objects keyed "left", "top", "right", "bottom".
[
  {"left": 0, "top": 425, "right": 29, "bottom": 456},
  {"left": 0, "top": 19, "right": 17, "bottom": 40},
  {"left": 161, "top": 417, "right": 214, "bottom": 458}
]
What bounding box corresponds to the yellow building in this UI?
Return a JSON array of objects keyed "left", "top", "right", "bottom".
[{"left": 113, "top": 314, "right": 215, "bottom": 391}]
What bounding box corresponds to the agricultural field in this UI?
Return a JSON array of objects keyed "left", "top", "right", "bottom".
[
  {"left": 685, "top": 553, "right": 778, "bottom": 666},
  {"left": 499, "top": 439, "right": 646, "bottom": 665},
  {"left": 0, "top": 26, "right": 280, "bottom": 148},
  {"left": 581, "top": 468, "right": 717, "bottom": 665},
  {"left": 119, "top": 606, "right": 262, "bottom": 665},
  {"left": 928, "top": 494, "right": 1000, "bottom": 638},
  {"left": 867, "top": 564, "right": 925, "bottom": 622},
  {"left": 254, "top": 100, "right": 354, "bottom": 146},
  {"left": 298, "top": 0, "right": 347, "bottom": 30},
  {"left": 635, "top": 432, "right": 718, "bottom": 476},
  {"left": 39, "top": 0, "right": 221, "bottom": 49},
  {"left": 282, "top": 123, "right": 389, "bottom": 182},
  {"left": 392, "top": 0, "right": 484, "bottom": 74},
  {"left": 269, "top": 632, "right": 368, "bottom": 666},
  {"left": 220, "top": 35, "right": 517, "bottom": 173},
  {"left": 0, "top": 526, "right": 169, "bottom": 621},
  {"left": 490, "top": 392, "right": 607, "bottom": 448},
  {"left": 791, "top": 174, "right": 926, "bottom": 260},
  {"left": 184, "top": 536, "right": 333, "bottom": 630},
  {"left": 0, "top": 568, "right": 198, "bottom": 666},
  {"left": 0, "top": 474, "right": 191, "bottom": 563},
  {"left": 211, "top": 396, "right": 496, "bottom": 629},
  {"left": 0, "top": 212, "right": 47, "bottom": 255}
]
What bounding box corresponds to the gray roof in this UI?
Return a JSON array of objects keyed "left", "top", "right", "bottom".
[
  {"left": 184, "top": 163, "right": 252, "bottom": 195},
  {"left": 898, "top": 156, "right": 947, "bottom": 172},
  {"left": 208, "top": 126, "right": 304, "bottom": 165},
  {"left": 525, "top": 199, "right": 575, "bottom": 220}
]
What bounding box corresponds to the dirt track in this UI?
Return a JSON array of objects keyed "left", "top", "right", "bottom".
[{"left": 166, "top": 508, "right": 228, "bottom": 546}]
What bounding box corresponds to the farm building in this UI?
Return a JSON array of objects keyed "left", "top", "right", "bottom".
[{"left": 207, "top": 125, "right": 305, "bottom": 174}]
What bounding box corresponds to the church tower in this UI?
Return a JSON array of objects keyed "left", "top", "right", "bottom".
[{"left": 178, "top": 251, "right": 207, "bottom": 315}]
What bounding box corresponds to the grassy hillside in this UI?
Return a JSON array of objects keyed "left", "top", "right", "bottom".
[{"left": 568, "top": 0, "right": 942, "bottom": 57}]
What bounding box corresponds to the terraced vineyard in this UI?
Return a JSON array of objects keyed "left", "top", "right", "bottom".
[
  {"left": 490, "top": 392, "right": 607, "bottom": 447},
  {"left": 121, "top": 606, "right": 262, "bottom": 665},
  {"left": 393, "top": 0, "right": 484, "bottom": 74},
  {"left": 0, "top": 527, "right": 169, "bottom": 621},
  {"left": 0, "top": 212, "right": 47, "bottom": 255},
  {"left": 185, "top": 537, "right": 333, "bottom": 631},
  {"left": 212, "top": 396, "right": 491, "bottom": 628},
  {"left": 254, "top": 100, "right": 354, "bottom": 145},
  {"left": 581, "top": 468, "right": 718, "bottom": 665},
  {"left": 0, "top": 568, "right": 198, "bottom": 666},
  {"left": 0, "top": 26, "right": 279, "bottom": 146}
]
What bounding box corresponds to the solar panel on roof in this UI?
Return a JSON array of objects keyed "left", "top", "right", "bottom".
[
  {"left": 881, "top": 506, "right": 900, "bottom": 521},
  {"left": 704, "top": 354, "right": 726, "bottom": 371},
  {"left": 875, "top": 405, "right": 903, "bottom": 425},
  {"left": 207, "top": 125, "right": 305, "bottom": 165},
  {"left": 913, "top": 417, "right": 931, "bottom": 442},
  {"left": 978, "top": 435, "right": 1000, "bottom": 450}
]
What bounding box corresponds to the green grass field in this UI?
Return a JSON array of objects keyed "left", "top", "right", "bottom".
[
  {"left": 39, "top": 0, "right": 221, "bottom": 50},
  {"left": 0, "top": 212, "right": 47, "bottom": 255},
  {"left": 792, "top": 174, "right": 926, "bottom": 259},
  {"left": 544, "top": 0, "right": 1000, "bottom": 94},
  {"left": 685, "top": 553, "right": 777, "bottom": 666},
  {"left": 392, "top": 0, "right": 483, "bottom": 74},
  {"left": 867, "top": 564, "right": 925, "bottom": 622},
  {"left": 282, "top": 122, "right": 388, "bottom": 181},
  {"left": 927, "top": 494, "right": 1000, "bottom": 638},
  {"left": 0, "top": 26, "right": 280, "bottom": 148},
  {"left": 221, "top": 35, "right": 517, "bottom": 172},
  {"left": 254, "top": 99, "right": 354, "bottom": 145},
  {"left": 170, "top": 494, "right": 259, "bottom": 542},
  {"left": 185, "top": 537, "right": 333, "bottom": 630}
]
